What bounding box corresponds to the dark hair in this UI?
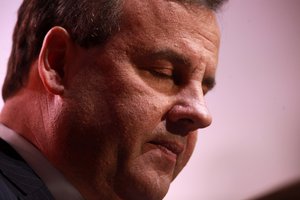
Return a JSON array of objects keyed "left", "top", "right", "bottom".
[
  {"left": 2, "top": 0, "right": 226, "bottom": 101},
  {"left": 2, "top": 0, "right": 123, "bottom": 100}
]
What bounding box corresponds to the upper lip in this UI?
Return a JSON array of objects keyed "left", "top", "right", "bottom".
[{"left": 149, "top": 138, "right": 184, "bottom": 156}]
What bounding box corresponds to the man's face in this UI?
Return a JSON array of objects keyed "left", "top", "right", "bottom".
[{"left": 49, "top": 0, "right": 220, "bottom": 199}]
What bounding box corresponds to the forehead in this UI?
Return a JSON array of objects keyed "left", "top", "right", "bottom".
[
  {"left": 120, "top": 0, "right": 220, "bottom": 44},
  {"left": 117, "top": 0, "right": 220, "bottom": 66}
]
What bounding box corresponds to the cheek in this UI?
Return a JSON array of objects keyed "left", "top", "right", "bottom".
[
  {"left": 104, "top": 72, "right": 168, "bottom": 137},
  {"left": 110, "top": 94, "right": 163, "bottom": 140}
]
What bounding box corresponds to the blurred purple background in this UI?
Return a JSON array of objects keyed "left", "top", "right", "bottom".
[{"left": 1, "top": 0, "right": 300, "bottom": 199}]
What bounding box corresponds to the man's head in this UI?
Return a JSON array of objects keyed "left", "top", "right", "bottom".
[{"left": 1, "top": 0, "right": 226, "bottom": 199}]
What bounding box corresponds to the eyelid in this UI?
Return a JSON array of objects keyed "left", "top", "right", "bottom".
[
  {"left": 147, "top": 59, "right": 175, "bottom": 77},
  {"left": 149, "top": 67, "right": 173, "bottom": 79},
  {"left": 154, "top": 67, "right": 173, "bottom": 74}
]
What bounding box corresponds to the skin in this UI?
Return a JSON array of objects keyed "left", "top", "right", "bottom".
[{"left": 0, "top": 0, "right": 220, "bottom": 199}]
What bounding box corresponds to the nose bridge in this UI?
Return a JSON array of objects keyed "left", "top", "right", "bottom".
[
  {"left": 181, "top": 81, "right": 212, "bottom": 126},
  {"left": 166, "top": 81, "right": 212, "bottom": 135},
  {"left": 181, "top": 80, "right": 204, "bottom": 104}
]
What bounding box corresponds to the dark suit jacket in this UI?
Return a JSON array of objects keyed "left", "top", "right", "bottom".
[{"left": 0, "top": 138, "right": 54, "bottom": 200}]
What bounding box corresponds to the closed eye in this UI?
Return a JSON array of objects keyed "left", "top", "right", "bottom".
[{"left": 149, "top": 68, "right": 173, "bottom": 79}]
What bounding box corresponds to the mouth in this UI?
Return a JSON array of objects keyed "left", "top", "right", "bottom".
[
  {"left": 140, "top": 137, "right": 185, "bottom": 174},
  {"left": 148, "top": 139, "right": 184, "bottom": 160}
]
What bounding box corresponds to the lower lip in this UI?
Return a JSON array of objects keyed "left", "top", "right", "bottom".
[{"left": 144, "top": 143, "right": 178, "bottom": 163}]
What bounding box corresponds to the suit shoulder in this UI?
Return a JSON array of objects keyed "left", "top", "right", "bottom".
[{"left": 0, "top": 142, "right": 54, "bottom": 199}]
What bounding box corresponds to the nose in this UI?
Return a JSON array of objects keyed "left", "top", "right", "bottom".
[{"left": 165, "top": 86, "right": 212, "bottom": 136}]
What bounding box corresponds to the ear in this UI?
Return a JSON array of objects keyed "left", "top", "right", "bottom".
[{"left": 38, "top": 26, "right": 72, "bottom": 95}]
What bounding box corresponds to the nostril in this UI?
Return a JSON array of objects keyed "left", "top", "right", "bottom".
[
  {"left": 180, "top": 118, "right": 194, "bottom": 125},
  {"left": 166, "top": 119, "right": 194, "bottom": 136},
  {"left": 165, "top": 103, "right": 212, "bottom": 135}
]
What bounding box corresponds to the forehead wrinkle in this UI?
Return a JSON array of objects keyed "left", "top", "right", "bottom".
[
  {"left": 120, "top": 0, "right": 218, "bottom": 34},
  {"left": 119, "top": 1, "right": 220, "bottom": 59},
  {"left": 119, "top": 0, "right": 220, "bottom": 71},
  {"left": 179, "top": 35, "right": 218, "bottom": 68},
  {"left": 161, "top": 1, "right": 221, "bottom": 54}
]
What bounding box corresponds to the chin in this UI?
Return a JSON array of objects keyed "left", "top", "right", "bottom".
[
  {"left": 115, "top": 164, "right": 173, "bottom": 200},
  {"left": 116, "top": 179, "right": 170, "bottom": 200}
]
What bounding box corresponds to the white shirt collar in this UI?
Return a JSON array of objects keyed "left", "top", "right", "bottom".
[{"left": 0, "top": 124, "right": 84, "bottom": 200}]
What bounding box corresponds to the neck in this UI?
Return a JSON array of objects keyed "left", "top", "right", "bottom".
[{"left": 0, "top": 88, "right": 46, "bottom": 149}]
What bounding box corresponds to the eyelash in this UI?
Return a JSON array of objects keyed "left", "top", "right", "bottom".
[
  {"left": 149, "top": 69, "right": 173, "bottom": 79},
  {"left": 150, "top": 69, "right": 184, "bottom": 87}
]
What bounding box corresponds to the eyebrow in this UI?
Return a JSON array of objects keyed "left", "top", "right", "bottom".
[
  {"left": 202, "top": 76, "right": 216, "bottom": 91},
  {"left": 148, "top": 49, "right": 191, "bottom": 66},
  {"left": 145, "top": 48, "right": 216, "bottom": 91}
]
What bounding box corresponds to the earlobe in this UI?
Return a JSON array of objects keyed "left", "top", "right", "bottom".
[{"left": 38, "top": 26, "right": 71, "bottom": 95}]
